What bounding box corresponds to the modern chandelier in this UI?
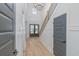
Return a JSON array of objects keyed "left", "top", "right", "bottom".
[{"left": 33, "top": 3, "right": 45, "bottom": 10}]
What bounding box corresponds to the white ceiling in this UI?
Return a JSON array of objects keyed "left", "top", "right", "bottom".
[
  {"left": 25, "top": 3, "right": 50, "bottom": 25},
  {"left": 26, "top": 3, "right": 50, "bottom": 18}
]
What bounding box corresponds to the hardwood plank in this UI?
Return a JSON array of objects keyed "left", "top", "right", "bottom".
[{"left": 23, "top": 37, "right": 54, "bottom": 56}]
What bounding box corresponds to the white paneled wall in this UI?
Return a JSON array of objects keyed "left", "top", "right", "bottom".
[
  {"left": 53, "top": 3, "right": 79, "bottom": 56},
  {"left": 15, "top": 3, "right": 27, "bottom": 55},
  {"left": 40, "top": 15, "right": 53, "bottom": 54},
  {"left": 40, "top": 4, "right": 79, "bottom": 56}
]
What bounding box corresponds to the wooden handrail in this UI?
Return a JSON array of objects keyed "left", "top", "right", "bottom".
[{"left": 39, "top": 3, "right": 57, "bottom": 36}]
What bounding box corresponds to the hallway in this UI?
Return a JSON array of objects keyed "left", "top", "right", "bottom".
[
  {"left": 0, "top": 3, "right": 79, "bottom": 56},
  {"left": 24, "top": 37, "right": 53, "bottom": 56}
]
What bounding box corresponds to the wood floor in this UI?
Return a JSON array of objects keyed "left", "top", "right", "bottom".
[{"left": 24, "top": 37, "right": 53, "bottom": 56}]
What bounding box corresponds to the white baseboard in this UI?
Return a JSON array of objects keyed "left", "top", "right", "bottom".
[
  {"left": 17, "top": 50, "right": 23, "bottom": 56},
  {"left": 40, "top": 39, "right": 53, "bottom": 55}
]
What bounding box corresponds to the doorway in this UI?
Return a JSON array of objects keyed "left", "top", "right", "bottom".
[{"left": 29, "top": 24, "right": 39, "bottom": 37}]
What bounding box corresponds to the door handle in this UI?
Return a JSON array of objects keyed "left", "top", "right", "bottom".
[
  {"left": 61, "top": 41, "right": 66, "bottom": 43},
  {"left": 13, "top": 49, "right": 18, "bottom": 55}
]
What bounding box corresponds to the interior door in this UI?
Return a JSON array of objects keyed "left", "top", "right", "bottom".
[
  {"left": 0, "top": 3, "right": 15, "bottom": 56},
  {"left": 53, "top": 14, "right": 66, "bottom": 56},
  {"left": 30, "top": 24, "right": 39, "bottom": 37}
]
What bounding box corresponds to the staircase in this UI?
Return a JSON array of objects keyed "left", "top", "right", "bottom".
[{"left": 39, "top": 3, "right": 57, "bottom": 35}]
